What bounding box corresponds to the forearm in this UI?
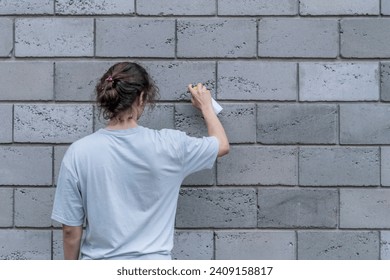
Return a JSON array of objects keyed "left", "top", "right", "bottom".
[{"left": 63, "top": 225, "right": 82, "bottom": 260}]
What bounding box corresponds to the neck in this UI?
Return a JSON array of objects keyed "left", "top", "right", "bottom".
[{"left": 106, "top": 117, "right": 138, "bottom": 130}]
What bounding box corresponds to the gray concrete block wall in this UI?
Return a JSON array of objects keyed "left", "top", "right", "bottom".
[{"left": 1, "top": 0, "right": 390, "bottom": 260}]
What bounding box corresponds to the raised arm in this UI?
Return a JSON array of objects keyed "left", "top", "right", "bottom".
[
  {"left": 62, "top": 224, "right": 83, "bottom": 260},
  {"left": 188, "top": 83, "right": 229, "bottom": 157}
]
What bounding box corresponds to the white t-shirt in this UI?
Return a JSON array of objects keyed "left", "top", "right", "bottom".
[{"left": 51, "top": 126, "right": 219, "bottom": 260}]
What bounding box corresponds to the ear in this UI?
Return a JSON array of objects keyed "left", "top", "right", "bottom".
[{"left": 139, "top": 91, "right": 145, "bottom": 106}]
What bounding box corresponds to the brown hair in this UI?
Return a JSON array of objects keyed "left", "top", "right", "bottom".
[{"left": 96, "top": 62, "right": 159, "bottom": 120}]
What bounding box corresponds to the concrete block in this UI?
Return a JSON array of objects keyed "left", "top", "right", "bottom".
[
  {"left": 55, "top": 61, "right": 111, "bottom": 101},
  {"left": 177, "top": 19, "right": 257, "bottom": 58},
  {"left": 383, "top": 0, "right": 390, "bottom": 14},
  {"left": 175, "top": 104, "right": 208, "bottom": 138},
  {"left": 15, "top": 18, "right": 94, "bottom": 57},
  {"left": 259, "top": 18, "right": 338, "bottom": 58},
  {"left": 218, "top": 0, "right": 298, "bottom": 15},
  {"left": 143, "top": 61, "right": 216, "bottom": 101},
  {"left": 300, "top": 0, "right": 379, "bottom": 15},
  {"left": 0, "top": 0, "right": 53, "bottom": 14},
  {"left": 137, "top": 0, "right": 216, "bottom": 15},
  {"left": 183, "top": 167, "right": 215, "bottom": 186},
  {"left": 257, "top": 104, "right": 337, "bottom": 144},
  {"left": 0, "top": 62, "right": 54, "bottom": 100},
  {"left": 172, "top": 231, "right": 214, "bottom": 260},
  {"left": 54, "top": 146, "right": 69, "bottom": 185},
  {"left": 0, "top": 230, "right": 51, "bottom": 259},
  {"left": 340, "top": 189, "right": 390, "bottom": 229},
  {"left": 0, "top": 104, "right": 12, "bottom": 143},
  {"left": 0, "top": 188, "right": 13, "bottom": 227},
  {"left": 341, "top": 19, "right": 390, "bottom": 58},
  {"left": 215, "top": 231, "right": 296, "bottom": 260},
  {"left": 139, "top": 105, "right": 175, "bottom": 130},
  {"left": 299, "top": 63, "right": 379, "bottom": 101},
  {"left": 14, "top": 104, "right": 93, "bottom": 143},
  {"left": 176, "top": 188, "right": 257, "bottom": 228},
  {"left": 381, "top": 63, "right": 390, "bottom": 101},
  {"left": 56, "top": 0, "right": 134, "bottom": 15},
  {"left": 175, "top": 103, "right": 256, "bottom": 144},
  {"left": 217, "top": 146, "right": 297, "bottom": 186},
  {"left": 0, "top": 18, "right": 13, "bottom": 56},
  {"left": 340, "top": 105, "right": 390, "bottom": 144},
  {"left": 258, "top": 188, "right": 338, "bottom": 228},
  {"left": 52, "top": 230, "right": 63, "bottom": 260},
  {"left": 15, "top": 188, "right": 55, "bottom": 227},
  {"left": 96, "top": 18, "right": 175, "bottom": 57},
  {"left": 219, "top": 104, "right": 256, "bottom": 144},
  {"left": 382, "top": 147, "right": 390, "bottom": 186},
  {"left": 298, "top": 231, "right": 379, "bottom": 260},
  {"left": 381, "top": 231, "right": 390, "bottom": 260},
  {"left": 217, "top": 61, "right": 297, "bottom": 101},
  {"left": 94, "top": 105, "right": 108, "bottom": 131},
  {"left": 0, "top": 146, "right": 52, "bottom": 186},
  {"left": 299, "top": 147, "right": 380, "bottom": 186}
]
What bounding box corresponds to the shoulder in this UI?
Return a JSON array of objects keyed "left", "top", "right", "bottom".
[{"left": 62, "top": 132, "right": 103, "bottom": 161}]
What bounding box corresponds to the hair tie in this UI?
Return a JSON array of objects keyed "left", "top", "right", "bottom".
[{"left": 105, "top": 76, "right": 113, "bottom": 82}]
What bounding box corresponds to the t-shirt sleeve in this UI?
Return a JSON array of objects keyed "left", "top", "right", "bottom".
[
  {"left": 181, "top": 133, "right": 219, "bottom": 177},
  {"left": 51, "top": 160, "right": 85, "bottom": 226}
]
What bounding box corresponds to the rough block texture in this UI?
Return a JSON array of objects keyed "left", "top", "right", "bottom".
[
  {"left": 340, "top": 189, "right": 390, "bottom": 229},
  {"left": 0, "top": 0, "right": 53, "bottom": 14},
  {"left": 15, "top": 18, "right": 94, "bottom": 57},
  {"left": 258, "top": 188, "right": 338, "bottom": 228},
  {"left": 0, "top": 104, "right": 13, "bottom": 143},
  {"left": 172, "top": 231, "right": 214, "bottom": 260},
  {"left": 143, "top": 61, "right": 216, "bottom": 101},
  {"left": 381, "top": 63, "right": 390, "bottom": 101},
  {"left": 300, "top": 0, "right": 379, "bottom": 15},
  {"left": 381, "top": 148, "right": 390, "bottom": 187},
  {"left": 218, "top": 0, "right": 298, "bottom": 15},
  {"left": 299, "top": 63, "right": 379, "bottom": 101},
  {"left": 215, "top": 231, "right": 296, "bottom": 260},
  {"left": 56, "top": 0, "right": 134, "bottom": 15},
  {"left": 96, "top": 19, "right": 175, "bottom": 57},
  {"left": 381, "top": 231, "right": 390, "bottom": 260},
  {"left": 15, "top": 188, "right": 54, "bottom": 227},
  {"left": 298, "top": 231, "right": 379, "bottom": 260},
  {"left": 176, "top": 188, "right": 257, "bottom": 228},
  {"left": 217, "top": 146, "right": 297, "bottom": 185},
  {"left": 0, "top": 188, "right": 13, "bottom": 227},
  {"left": 52, "top": 230, "right": 63, "bottom": 260},
  {"left": 341, "top": 19, "right": 390, "bottom": 58},
  {"left": 139, "top": 105, "right": 175, "bottom": 130},
  {"left": 54, "top": 146, "right": 69, "bottom": 184},
  {"left": 1, "top": 0, "right": 389, "bottom": 260},
  {"left": 217, "top": 61, "right": 297, "bottom": 101},
  {"left": 137, "top": 0, "right": 216, "bottom": 15},
  {"left": 0, "top": 146, "right": 52, "bottom": 186},
  {"left": 14, "top": 104, "right": 93, "bottom": 143},
  {"left": 299, "top": 147, "right": 380, "bottom": 186},
  {"left": 0, "top": 62, "right": 54, "bottom": 101},
  {"left": 0, "top": 230, "right": 51, "bottom": 259},
  {"left": 257, "top": 104, "right": 338, "bottom": 144},
  {"left": 340, "top": 105, "right": 390, "bottom": 144},
  {"left": 55, "top": 62, "right": 111, "bottom": 101},
  {"left": 218, "top": 104, "right": 256, "bottom": 143},
  {"left": 0, "top": 18, "right": 13, "bottom": 56},
  {"left": 177, "top": 19, "right": 257, "bottom": 58},
  {"left": 258, "top": 18, "right": 339, "bottom": 58},
  {"left": 182, "top": 168, "right": 215, "bottom": 186},
  {"left": 383, "top": 0, "right": 390, "bottom": 14}
]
